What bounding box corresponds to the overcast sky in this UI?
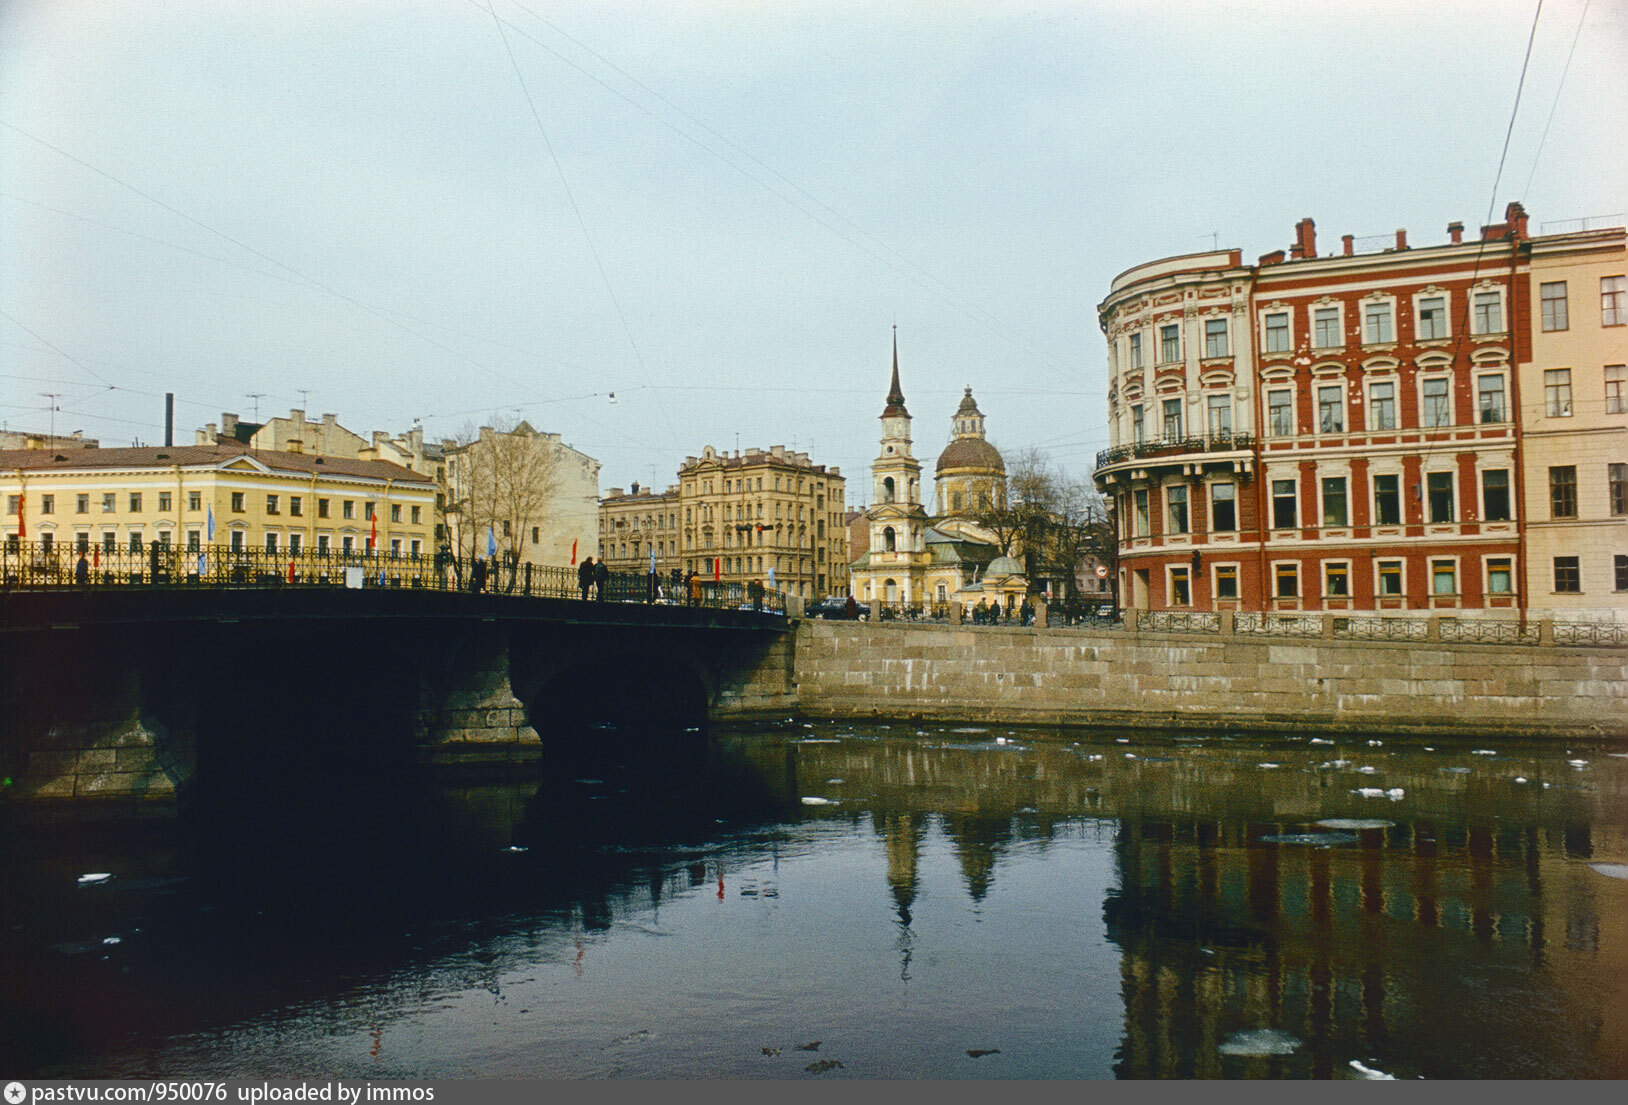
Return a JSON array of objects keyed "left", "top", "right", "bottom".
[{"left": 3, "top": 0, "right": 1624, "bottom": 500}]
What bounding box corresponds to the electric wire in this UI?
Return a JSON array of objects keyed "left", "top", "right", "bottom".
[{"left": 1522, "top": 0, "right": 1588, "bottom": 200}]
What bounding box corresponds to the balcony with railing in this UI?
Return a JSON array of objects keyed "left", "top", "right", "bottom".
[{"left": 1094, "top": 431, "right": 1254, "bottom": 477}]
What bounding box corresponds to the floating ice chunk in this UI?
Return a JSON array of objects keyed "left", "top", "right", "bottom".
[
  {"left": 77, "top": 873, "right": 112, "bottom": 885},
  {"left": 1541, "top": 782, "right": 1552, "bottom": 789},
  {"left": 826, "top": 778, "right": 844, "bottom": 784},
  {"left": 1471, "top": 749, "right": 1497, "bottom": 756},
  {"left": 1587, "top": 863, "right": 1628, "bottom": 881},
  {"left": 1258, "top": 831, "right": 1359, "bottom": 846},
  {"left": 1443, "top": 766, "right": 1472, "bottom": 774},
  {"left": 1217, "top": 1029, "right": 1301, "bottom": 1056},
  {"left": 1315, "top": 819, "right": 1394, "bottom": 830},
  {"left": 798, "top": 739, "right": 841, "bottom": 744},
  {"left": 102, "top": 936, "right": 122, "bottom": 945},
  {"left": 1513, "top": 777, "right": 1528, "bottom": 784},
  {"left": 1349, "top": 1060, "right": 1396, "bottom": 1080},
  {"left": 503, "top": 845, "right": 529, "bottom": 853},
  {"left": 1116, "top": 738, "right": 1130, "bottom": 744},
  {"left": 801, "top": 796, "right": 837, "bottom": 806},
  {"left": 1310, "top": 738, "right": 1334, "bottom": 745},
  {"left": 1357, "top": 766, "right": 1378, "bottom": 774},
  {"left": 1423, "top": 746, "right": 1435, "bottom": 752},
  {"left": 1386, "top": 788, "right": 1405, "bottom": 800},
  {"left": 1125, "top": 753, "right": 1137, "bottom": 759},
  {"left": 1258, "top": 763, "right": 1280, "bottom": 769},
  {"left": 803, "top": 723, "right": 814, "bottom": 728},
  {"left": 995, "top": 737, "right": 1008, "bottom": 745},
  {"left": 1367, "top": 740, "right": 1383, "bottom": 747},
  {"left": 1352, "top": 788, "right": 1387, "bottom": 798},
  {"left": 1610, "top": 753, "right": 1628, "bottom": 759},
  {"left": 951, "top": 727, "right": 988, "bottom": 734},
  {"left": 1568, "top": 759, "right": 1588, "bottom": 767},
  {"left": 1087, "top": 754, "right": 1104, "bottom": 761}
]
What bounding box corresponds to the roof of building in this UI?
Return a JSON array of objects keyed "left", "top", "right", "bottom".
[
  {"left": 985, "top": 554, "right": 1024, "bottom": 577},
  {"left": 0, "top": 441, "right": 432, "bottom": 484},
  {"left": 935, "top": 436, "right": 1005, "bottom": 474},
  {"left": 954, "top": 387, "right": 982, "bottom": 417}
]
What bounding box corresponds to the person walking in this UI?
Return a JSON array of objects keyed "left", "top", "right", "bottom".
[
  {"left": 844, "top": 594, "right": 858, "bottom": 620},
  {"left": 594, "top": 556, "right": 609, "bottom": 601},
  {"left": 75, "top": 551, "right": 90, "bottom": 585},
  {"left": 578, "top": 555, "right": 595, "bottom": 601},
  {"left": 469, "top": 556, "right": 487, "bottom": 594}
]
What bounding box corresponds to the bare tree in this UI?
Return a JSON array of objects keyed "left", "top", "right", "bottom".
[
  {"left": 979, "top": 447, "right": 1115, "bottom": 603},
  {"left": 443, "top": 419, "right": 560, "bottom": 590},
  {"left": 977, "top": 446, "right": 1050, "bottom": 556}
]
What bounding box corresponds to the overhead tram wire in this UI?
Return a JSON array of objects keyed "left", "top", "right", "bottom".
[
  {"left": 1522, "top": 0, "right": 1589, "bottom": 200},
  {"left": 477, "top": 1, "right": 1080, "bottom": 386},
  {"left": 0, "top": 120, "right": 557, "bottom": 408},
  {"left": 481, "top": 0, "right": 683, "bottom": 455}
]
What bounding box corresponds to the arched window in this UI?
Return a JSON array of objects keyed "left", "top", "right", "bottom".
[
  {"left": 883, "top": 526, "right": 896, "bottom": 552},
  {"left": 952, "top": 491, "right": 963, "bottom": 511},
  {"left": 883, "top": 477, "right": 895, "bottom": 503},
  {"left": 885, "top": 578, "right": 898, "bottom": 603}
]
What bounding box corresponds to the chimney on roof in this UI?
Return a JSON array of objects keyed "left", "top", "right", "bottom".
[
  {"left": 607, "top": 488, "right": 624, "bottom": 498},
  {"left": 358, "top": 445, "right": 376, "bottom": 462},
  {"left": 631, "top": 481, "right": 640, "bottom": 495},
  {"left": 1505, "top": 201, "right": 1529, "bottom": 240},
  {"left": 221, "top": 412, "right": 239, "bottom": 437},
  {"left": 1448, "top": 221, "right": 1464, "bottom": 244},
  {"left": 1342, "top": 234, "right": 1354, "bottom": 257},
  {"left": 1395, "top": 229, "right": 1408, "bottom": 250},
  {"left": 1292, "top": 217, "right": 1317, "bottom": 260},
  {"left": 200, "top": 423, "right": 217, "bottom": 445},
  {"left": 1259, "top": 249, "right": 1286, "bottom": 266},
  {"left": 165, "top": 393, "right": 173, "bottom": 447}
]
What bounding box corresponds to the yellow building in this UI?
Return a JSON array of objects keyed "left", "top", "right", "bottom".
[
  {"left": 2, "top": 441, "right": 434, "bottom": 568},
  {"left": 670, "top": 444, "right": 848, "bottom": 600},
  {"left": 1522, "top": 226, "right": 1628, "bottom": 620},
  {"left": 599, "top": 482, "right": 682, "bottom": 580}
]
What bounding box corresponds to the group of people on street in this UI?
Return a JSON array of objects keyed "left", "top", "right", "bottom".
[
  {"left": 576, "top": 555, "right": 610, "bottom": 600},
  {"left": 969, "top": 597, "right": 1035, "bottom": 625}
]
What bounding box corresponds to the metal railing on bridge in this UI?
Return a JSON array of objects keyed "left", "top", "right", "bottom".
[{"left": 0, "top": 540, "right": 785, "bottom": 614}]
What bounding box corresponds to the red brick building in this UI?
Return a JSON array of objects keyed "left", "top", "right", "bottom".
[{"left": 1094, "top": 204, "right": 1618, "bottom": 617}]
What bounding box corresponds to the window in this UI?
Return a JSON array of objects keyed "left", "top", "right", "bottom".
[
  {"left": 1159, "top": 323, "right": 1180, "bottom": 363},
  {"left": 1368, "top": 381, "right": 1396, "bottom": 430},
  {"left": 1471, "top": 290, "right": 1502, "bottom": 334},
  {"left": 1131, "top": 404, "right": 1145, "bottom": 443},
  {"left": 1602, "top": 275, "right": 1626, "bottom": 326},
  {"left": 1214, "top": 564, "right": 1238, "bottom": 600},
  {"left": 412, "top": 505, "right": 422, "bottom": 524},
  {"left": 4, "top": 494, "right": 15, "bottom": 515},
  {"left": 128, "top": 493, "right": 142, "bottom": 513},
  {"left": 317, "top": 534, "right": 330, "bottom": 553},
  {"left": 1317, "top": 385, "right": 1343, "bottom": 433},
  {"left": 1606, "top": 365, "right": 1626, "bottom": 414},
  {"left": 1363, "top": 301, "right": 1393, "bottom": 344},
  {"left": 532, "top": 526, "right": 539, "bottom": 543},
  {"left": 266, "top": 495, "right": 279, "bottom": 515},
  {"left": 76, "top": 494, "right": 89, "bottom": 514},
  {"left": 1431, "top": 559, "right": 1456, "bottom": 595},
  {"left": 1482, "top": 469, "right": 1511, "bottom": 521},
  {"left": 102, "top": 493, "right": 115, "bottom": 513},
  {"left": 1478, "top": 374, "right": 1507, "bottom": 423},
  {"left": 129, "top": 532, "right": 142, "bottom": 552},
  {"left": 230, "top": 492, "right": 244, "bottom": 513},
  {"left": 1263, "top": 311, "right": 1290, "bottom": 353},
  {"left": 1274, "top": 563, "right": 1299, "bottom": 598},
  {"left": 265, "top": 533, "right": 278, "bottom": 554},
  {"left": 1417, "top": 295, "right": 1447, "bottom": 339},
  {"left": 1544, "top": 368, "right": 1572, "bottom": 416},
  {"left": 1129, "top": 332, "right": 1143, "bottom": 369},
  {"left": 1617, "top": 554, "right": 1628, "bottom": 591},
  {"left": 1134, "top": 489, "right": 1149, "bottom": 536},
  {"left": 1272, "top": 479, "right": 1297, "bottom": 529},
  {"left": 1268, "top": 389, "right": 1293, "bottom": 436},
  {"left": 1427, "top": 471, "right": 1455, "bottom": 523},
  {"left": 318, "top": 498, "right": 330, "bottom": 519},
  {"left": 390, "top": 539, "right": 402, "bottom": 557},
  {"left": 188, "top": 492, "right": 200, "bottom": 512},
  {"left": 1324, "top": 562, "right": 1350, "bottom": 597},
  {"left": 40, "top": 533, "right": 52, "bottom": 555},
  {"left": 391, "top": 504, "right": 402, "bottom": 523},
  {"left": 1210, "top": 483, "right": 1236, "bottom": 532},
  {"left": 158, "top": 492, "right": 171, "bottom": 512},
  {"left": 290, "top": 497, "right": 303, "bottom": 517},
  {"left": 1204, "top": 318, "right": 1228, "bottom": 358},
  {"left": 342, "top": 536, "right": 354, "bottom": 553},
  {"left": 1553, "top": 556, "right": 1581, "bottom": 593},
  {"left": 1487, "top": 557, "right": 1513, "bottom": 594},
  {"left": 1207, "top": 394, "right": 1232, "bottom": 436},
  {"left": 1169, "top": 567, "right": 1191, "bottom": 606},
  {"left": 1421, "top": 378, "right": 1451, "bottom": 427},
  {"left": 1549, "top": 466, "right": 1577, "bottom": 518},
  {"left": 289, "top": 533, "right": 302, "bottom": 555},
  {"left": 1383, "top": 477, "right": 1425, "bottom": 538},
  {"left": 1162, "top": 398, "right": 1183, "bottom": 440},
  {"left": 75, "top": 533, "right": 89, "bottom": 553},
  {"left": 1377, "top": 560, "right": 1403, "bottom": 596},
  {"left": 364, "top": 502, "right": 375, "bottom": 521},
  {"left": 1321, "top": 476, "right": 1348, "bottom": 527},
  {"left": 1313, "top": 307, "right": 1340, "bottom": 348},
  {"left": 186, "top": 531, "right": 200, "bottom": 552},
  {"left": 40, "top": 494, "right": 54, "bottom": 515},
  {"left": 1612, "top": 463, "right": 1627, "bottom": 516},
  {"left": 1540, "top": 281, "right": 1568, "bottom": 331},
  {"left": 341, "top": 500, "right": 356, "bottom": 520},
  {"left": 411, "top": 539, "right": 422, "bottom": 558},
  {"left": 1167, "top": 486, "right": 1189, "bottom": 534}
]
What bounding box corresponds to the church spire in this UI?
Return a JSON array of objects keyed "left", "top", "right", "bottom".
[{"left": 882, "top": 326, "right": 909, "bottom": 418}]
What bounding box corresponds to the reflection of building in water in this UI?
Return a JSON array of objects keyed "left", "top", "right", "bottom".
[
  {"left": 879, "top": 812, "right": 926, "bottom": 925},
  {"left": 1104, "top": 812, "right": 1627, "bottom": 1078}
]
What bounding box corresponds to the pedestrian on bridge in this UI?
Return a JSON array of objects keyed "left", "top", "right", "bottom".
[
  {"left": 75, "top": 552, "right": 89, "bottom": 585},
  {"left": 594, "top": 557, "right": 608, "bottom": 601},
  {"left": 469, "top": 557, "right": 488, "bottom": 594},
  {"left": 578, "top": 556, "right": 595, "bottom": 601}
]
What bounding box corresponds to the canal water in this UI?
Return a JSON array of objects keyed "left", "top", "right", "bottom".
[{"left": 3, "top": 720, "right": 1624, "bottom": 1079}]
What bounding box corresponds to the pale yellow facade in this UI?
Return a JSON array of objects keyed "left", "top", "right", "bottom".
[
  {"left": 599, "top": 484, "right": 682, "bottom": 578},
  {"left": 1521, "top": 228, "right": 1628, "bottom": 620},
  {"left": 3, "top": 443, "right": 434, "bottom": 567}
]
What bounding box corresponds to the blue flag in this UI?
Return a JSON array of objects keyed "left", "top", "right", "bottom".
[
  {"left": 486, "top": 527, "right": 497, "bottom": 557},
  {"left": 206, "top": 504, "right": 215, "bottom": 541}
]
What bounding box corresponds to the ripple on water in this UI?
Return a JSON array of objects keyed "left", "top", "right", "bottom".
[
  {"left": 1257, "top": 832, "right": 1360, "bottom": 847},
  {"left": 1218, "top": 1029, "right": 1301, "bottom": 1056}
]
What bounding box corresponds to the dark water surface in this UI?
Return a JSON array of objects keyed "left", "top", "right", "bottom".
[{"left": 3, "top": 721, "right": 1625, "bottom": 1079}]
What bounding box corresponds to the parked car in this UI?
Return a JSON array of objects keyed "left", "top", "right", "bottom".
[{"left": 804, "top": 596, "right": 864, "bottom": 620}]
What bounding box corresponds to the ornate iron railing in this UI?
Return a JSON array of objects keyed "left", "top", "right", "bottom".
[
  {"left": 1332, "top": 616, "right": 1430, "bottom": 641},
  {"left": 1094, "top": 432, "right": 1254, "bottom": 471},
  {"left": 1233, "top": 612, "right": 1324, "bottom": 638},
  {"left": 0, "top": 540, "right": 782, "bottom": 613},
  {"left": 1553, "top": 622, "right": 1627, "bottom": 647},
  {"left": 1137, "top": 610, "right": 1222, "bottom": 634},
  {"left": 1440, "top": 618, "right": 1542, "bottom": 645}
]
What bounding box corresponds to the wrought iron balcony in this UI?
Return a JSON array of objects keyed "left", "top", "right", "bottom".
[{"left": 1094, "top": 432, "right": 1254, "bottom": 473}]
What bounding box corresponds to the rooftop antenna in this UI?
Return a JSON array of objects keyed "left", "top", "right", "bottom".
[
  {"left": 246, "top": 393, "right": 265, "bottom": 422},
  {"left": 1201, "top": 231, "right": 1219, "bottom": 250},
  {"left": 40, "top": 393, "right": 60, "bottom": 442},
  {"left": 296, "top": 388, "right": 310, "bottom": 415}
]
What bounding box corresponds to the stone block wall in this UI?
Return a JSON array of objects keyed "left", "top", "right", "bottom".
[{"left": 792, "top": 621, "right": 1628, "bottom": 738}]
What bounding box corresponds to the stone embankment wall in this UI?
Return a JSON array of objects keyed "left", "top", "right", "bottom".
[{"left": 791, "top": 621, "right": 1628, "bottom": 739}]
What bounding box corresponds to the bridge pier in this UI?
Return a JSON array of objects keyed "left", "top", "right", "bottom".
[{"left": 413, "top": 625, "right": 542, "bottom": 768}]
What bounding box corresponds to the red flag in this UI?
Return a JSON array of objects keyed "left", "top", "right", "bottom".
[
  {"left": 570, "top": 538, "right": 577, "bottom": 565},
  {"left": 288, "top": 559, "right": 295, "bottom": 583},
  {"left": 93, "top": 543, "right": 99, "bottom": 568},
  {"left": 713, "top": 557, "right": 721, "bottom": 581},
  {"left": 15, "top": 492, "right": 23, "bottom": 540},
  {"left": 369, "top": 510, "right": 377, "bottom": 550}
]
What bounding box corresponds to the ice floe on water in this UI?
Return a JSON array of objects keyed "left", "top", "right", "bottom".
[
  {"left": 77, "top": 873, "right": 112, "bottom": 886},
  {"left": 1352, "top": 788, "right": 1404, "bottom": 800},
  {"left": 1568, "top": 759, "right": 1589, "bottom": 767},
  {"left": 1442, "top": 766, "right": 1472, "bottom": 774},
  {"left": 1357, "top": 766, "right": 1378, "bottom": 774},
  {"left": 1588, "top": 863, "right": 1628, "bottom": 880},
  {"left": 950, "top": 727, "right": 988, "bottom": 734},
  {"left": 503, "top": 845, "right": 529, "bottom": 853},
  {"left": 1309, "top": 738, "right": 1334, "bottom": 745},
  {"left": 1367, "top": 740, "right": 1383, "bottom": 747},
  {"left": 1258, "top": 763, "right": 1280, "bottom": 769},
  {"left": 1116, "top": 738, "right": 1130, "bottom": 744},
  {"left": 1349, "top": 1060, "right": 1396, "bottom": 1080},
  {"left": 798, "top": 739, "right": 841, "bottom": 744},
  {"left": 1514, "top": 777, "right": 1528, "bottom": 784},
  {"left": 1257, "top": 831, "right": 1359, "bottom": 846},
  {"left": 1471, "top": 749, "right": 1497, "bottom": 756},
  {"left": 800, "top": 796, "right": 838, "bottom": 806},
  {"left": 826, "top": 778, "right": 844, "bottom": 785},
  {"left": 1217, "top": 1029, "right": 1301, "bottom": 1056},
  {"left": 1315, "top": 819, "right": 1394, "bottom": 830},
  {"left": 1087, "top": 754, "right": 1104, "bottom": 761}
]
